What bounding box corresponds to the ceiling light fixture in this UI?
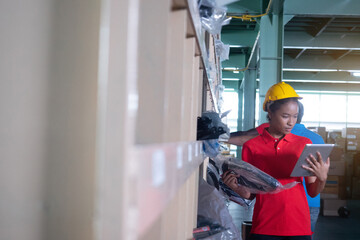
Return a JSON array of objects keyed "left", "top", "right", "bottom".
[
  {"left": 351, "top": 72, "right": 360, "bottom": 77},
  {"left": 222, "top": 78, "right": 240, "bottom": 81}
]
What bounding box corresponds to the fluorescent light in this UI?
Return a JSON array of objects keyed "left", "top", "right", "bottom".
[
  {"left": 283, "top": 68, "right": 338, "bottom": 72},
  {"left": 223, "top": 67, "right": 238, "bottom": 70},
  {"left": 222, "top": 78, "right": 240, "bottom": 81},
  {"left": 283, "top": 46, "right": 360, "bottom": 51},
  {"left": 283, "top": 79, "right": 360, "bottom": 84},
  {"left": 351, "top": 72, "right": 360, "bottom": 77},
  {"left": 283, "top": 68, "right": 360, "bottom": 73},
  {"left": 233, "top": 71, "right": 239, "bottom": 74}
]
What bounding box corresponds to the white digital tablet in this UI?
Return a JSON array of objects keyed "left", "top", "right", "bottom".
[{"left": 290, "top": 144, "right": 335, "bottom": 177}]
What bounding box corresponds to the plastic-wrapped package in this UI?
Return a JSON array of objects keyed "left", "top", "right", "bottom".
[
  {"left": 218, "top": 179, "right": 253, "bottom": 206},
  {"left": 200, "top": 6, "right": 232, "bottom": 35},
  {"left": 197, "top": 111, "right": 230, "bottom": 141},
  {"left": 203, "top": 139, "right": 220, "bottom": 158},
  {"left": 221, "top": 158, "right": 299, "bottom": 194},
  {"left": 207, "top": 159, "right": 221, "bottom": 190},
  {"left": 215, "top": 39, "right": 230, "bottom": 62},
  {"left": 197, "top": 179, "right": 241, "bottom": 239},
  {"left": 198, "top": 0, "right": 216, "bottom": 19},
  {"left": 207, "top": 158, "right": 253, "bottom": 207}
]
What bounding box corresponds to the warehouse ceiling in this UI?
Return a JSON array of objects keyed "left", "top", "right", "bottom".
[{"left": 221, "top": 0, "right": 360, "bottom": 90}]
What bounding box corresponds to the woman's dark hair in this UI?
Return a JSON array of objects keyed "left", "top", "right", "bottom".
[{"left": 266, "top": 97, "right": 299, "bottom": 121}]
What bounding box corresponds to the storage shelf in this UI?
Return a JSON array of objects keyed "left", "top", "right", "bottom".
[
  {"left": 187, "top": 0, "right": 220, "bottom": 112},
  {"left": 135, "top": 141, "right": 204, "bottom": 234}
]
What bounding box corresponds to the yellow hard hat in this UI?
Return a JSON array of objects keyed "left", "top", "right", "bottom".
[{"left": 263, "top": 82, "right": 302, "bottom": 111}]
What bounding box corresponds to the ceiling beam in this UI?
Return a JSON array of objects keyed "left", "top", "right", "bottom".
[
  {"left": 226, "top": 0, "right": 263, "bottom": 15},
  {"left": 222, "top": 53, "right": 246, "bottom": 68},
  {"left": 287, "top": 48, "right": 307, "bottom": 59},
  {"left": 283, "top": 71, "right": 360, "bottom": 82},
  {"left": 283, "top": 54, "right": 360, "bottom": 71},
  {"left": 223, "top": 80, "right": 242, "bottom": 90},
  {"left": 284, "top": 31, "right": 360, "bottom": 50},
  {"left": 290, "top": 82, "right": 360, "bottom": 92},
  {"left": 333, "top": 49, "right": 353, "bottom": 60},
  {"left": 222, "top": 30, "right": 259, "bottom": 47},
  {"left": 284, "top": 0, "right": 360, "bottom": 16},
  {"left": 308, "top": 17, "right": 335, "bottom": 37}
]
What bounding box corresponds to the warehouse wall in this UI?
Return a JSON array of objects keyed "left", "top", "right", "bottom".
[{"left": 0, "top": 0, "right": 100, "bottom": 239}]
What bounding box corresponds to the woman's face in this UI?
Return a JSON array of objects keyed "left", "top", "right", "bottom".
[{"left": 268, "top": 100, "right": 298, "bottom": 137}]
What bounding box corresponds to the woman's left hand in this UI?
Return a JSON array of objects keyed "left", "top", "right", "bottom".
[{"left": 302, "top": 151, "right": 330, "bottom": 182}]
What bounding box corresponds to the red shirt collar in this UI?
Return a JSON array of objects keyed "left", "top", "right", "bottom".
[{"left": 261, "top": 128, "right": 295, "bottom": 144}]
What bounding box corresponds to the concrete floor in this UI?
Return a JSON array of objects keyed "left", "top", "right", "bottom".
[{"left": 228, "top": 199, "right": 360, "bottom": 240}]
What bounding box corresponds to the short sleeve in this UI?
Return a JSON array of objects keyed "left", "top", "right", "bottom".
[
  {"left": 256, "top": 123, "right": 270, "bottom": 135},
  {"left": 241, "top": 143, "right": 253, "bottom": 164}
]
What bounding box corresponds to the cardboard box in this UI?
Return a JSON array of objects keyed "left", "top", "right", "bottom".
[
  {"left": 322, "top": 176, "right": 340, "bottom": 195},
  {"left": 335, "top": 138, "right": 346, "bottom": 149},
  {"left": 309, "top": 127, "right": 327, "bottom": 142},
  {"left": 342, "top": 128, "right": 360, "bottom": 139},
  {"left": 346, "top": 139, "right": 360, "bottom": 151},
  {"left": 352, "top": 177, "right": 360, "bottom": 199},
  {"left": 329, "top": 147, "right": 344, "bottom": 161},
  {"left": 327, "top": 131, "right": 342, "bottom": 144},
  {"left": 353, "top": 153, "right": 360, "bottom": 177},
  {"left": 328, "top": 160, "right": 345, "bottom": 176},
  {"left": 322, "top": 199, "right": 347, "bottom": 216},
  {"left": 322, "top": 176, "right": 346, "bottom": 199}
]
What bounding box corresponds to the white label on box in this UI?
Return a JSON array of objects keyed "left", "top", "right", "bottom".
[
  {"left": 152, "top": 150, "right": 166, "bottom": 187},
  {"left": 347, "top": 134, "right": 357, "bottom": 139},
  {"left": 195, "top": 142, "right": 199, "bottom": 157},
  {"left": 177, "top": 146, "right": 183, "bottom": 169},
  {"left": 188, "top": 144, "right": 192, "bottom": 162},
  {"left": 348, "top": 145, "right": 357, "bottom": 151}
]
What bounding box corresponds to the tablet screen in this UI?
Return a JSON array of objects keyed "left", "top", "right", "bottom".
[{"left": 290, "top": 144, "right": 335, "bottom": 177}]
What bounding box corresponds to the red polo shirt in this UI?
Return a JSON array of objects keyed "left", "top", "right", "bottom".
[
  {"left": 242, "top": 128, "right": 312, "bottom": 236},
  {"left": 256, "top": 123, "right": 270, "bottom": 134}
]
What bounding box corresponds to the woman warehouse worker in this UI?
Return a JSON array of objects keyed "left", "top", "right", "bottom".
[{"left": 222, "top": 82, "right": 330, "bottom": 240}]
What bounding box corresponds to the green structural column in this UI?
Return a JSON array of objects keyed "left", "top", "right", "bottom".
[
  {"left": 236, "top": 86, "right": 243, "bottom": 158},
  {"left": 259, "top": 1, "right": 284, "bottom": 124},
  {"left": 243, "top": 69, "right": 257, "bottom": 131}
]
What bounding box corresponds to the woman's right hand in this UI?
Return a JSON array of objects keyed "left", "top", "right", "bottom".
[{"left": 222, "top": 171, "right": 252, "bottom": 199}]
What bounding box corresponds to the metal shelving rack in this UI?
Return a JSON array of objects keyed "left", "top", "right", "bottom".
[{"left": 99, "top": 0, "right": 223, "bottom": 239}]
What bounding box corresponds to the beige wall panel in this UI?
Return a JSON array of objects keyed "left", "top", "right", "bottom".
[
  {"left": 190, "top": 56, "right": 201, "bottom": 140},
  {"left": 139, "top": 217, "right": 162, "bottom": 240},
  {"left": 181, "top": 38, "right": 196, "bottom": 141},
  {"left": 160, "top": 190, "right": 180, "bottom": 240},
  {"left": 97, "top": 0, "right": 140, "bottom": 239},
  {"left": 163, "top": 10, "right": 187, "bottom": 142},
  {"left": 0, "top": 1, "right": 53, "bottom": 239},
  {"left": 44, "top": 1, "right": 101, "bottom": 239},
  {"left": 136, "top": 0, "right": 171, "bottom": 144},
  {"left": 185, "top": 171, "right": 199, "bottom": 239}
]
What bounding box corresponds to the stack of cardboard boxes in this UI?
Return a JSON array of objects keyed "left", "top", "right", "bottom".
[
  {"left": 306, "top": 126, "right": 360, "bottom": 216},
  {"left": 352, "top": 152, "right": 360, "bottom": 199},
  {"left": 343, "top": 128, "right": 360, "bottom": 151},
  {"left": 321, "top": 146, "right": 347, "bottom": 216}
]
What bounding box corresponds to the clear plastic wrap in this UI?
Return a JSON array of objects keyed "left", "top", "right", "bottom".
[
  {"left": 215, "top": 39, "right": 230, "bottom": 62},
  {"left": 207, "top": 157, "right": 253, "bottom": 207},
  {"left": 203, "top": 139, "right": 220, "bottom": 158},
  {"left": 197, "top": 111, "right": 230, "bottom": 141},
  {"left": 200, "top": 6, "right": 232, "bottom": 35},
  {"left": 220, "top": 158, "right": 299, "bottom": 195},
  {"left": 197, "top": 179, "right": 241, "bottom": 239}
]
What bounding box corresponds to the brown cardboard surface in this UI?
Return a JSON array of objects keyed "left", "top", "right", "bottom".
[
  {"left": 322, "top": 199, "right": 347, "bottom": 216},
  {"left": 328, "top": 160, "right": 345, "bottom": 176}
]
